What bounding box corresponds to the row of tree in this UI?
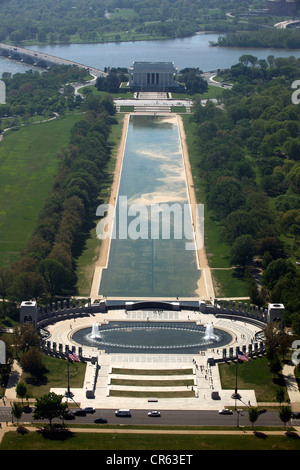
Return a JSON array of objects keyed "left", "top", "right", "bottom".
[
  {"left": 211, "top": 28, "right": 300, "bottom": 50},
  {"left": 0, "top": 69, "right": 117, "bottom": 304},
  {"left": 0, "top": 0, "right": 272, "bottom": 44},
  {"left": 191, "top": 55, "right": 300, "bottom": 331}
]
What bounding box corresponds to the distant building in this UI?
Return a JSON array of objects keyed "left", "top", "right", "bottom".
[
  {"left": 265, "top": 0, "right": 297, "bottom": 15},
  {"left": 129, "top": 61, "right": 179, "bottom": 91}
]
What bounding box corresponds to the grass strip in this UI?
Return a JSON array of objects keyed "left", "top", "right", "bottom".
[{"left": 1, "top": 430, "right": 300, "bottom": 450}]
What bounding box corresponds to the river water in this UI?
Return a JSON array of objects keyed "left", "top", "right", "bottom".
[{"left": 1, "top": 33, "right": 300, "bottom": 76}]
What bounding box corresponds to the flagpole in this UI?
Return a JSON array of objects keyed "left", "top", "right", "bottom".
[
  {"left": 66, "top": 349, "right": 79, "bottom": 398},
  {"left": 66, "top": 350, "right": 74, "bottom": 398},
  {"left": 67, "top": 356, "right": 70, "bottom": 396},
  {"left": 231, "top": 356, "right": 241, "bottom": 402}
]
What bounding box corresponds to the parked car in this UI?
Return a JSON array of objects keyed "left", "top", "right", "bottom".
[
  {"left": 94, "top": 417, "right": 108, "bottom": 423},
  {"left": 218, "top": 409, "right": 233, "bottom": 415},
  {"left": 292, "top": 412, "right": 300, "bottom": 419},
  {"left": 83, "top": 407, "right": 96, "bottom": 413},
  {"left": 148, "top": 411, "right": 161, "bottom": 417},
  {"left": 73, "top": 409, "right": 86, "bottom": 416},
  {"left": 63, "top": 412, "right": 75, "bottom": 420}
]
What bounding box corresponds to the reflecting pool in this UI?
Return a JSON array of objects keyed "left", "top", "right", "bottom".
[{"left": 98, "top": 115, "right": 201, "bottom": 298}]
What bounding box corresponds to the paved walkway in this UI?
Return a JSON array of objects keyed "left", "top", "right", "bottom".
[
  {"left": 43, "top": 310, "right": 260, "bottom": 410},
  {"left": 1, "top": 310, "right": 299, "bottom": 445},
  {"left": 3, "top": 314, "right": 300, "bottom": 413},
  {"left": 3, "top": 310, "right": 300, "bottom": 412}
]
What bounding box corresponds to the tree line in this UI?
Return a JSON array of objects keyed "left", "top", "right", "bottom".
[
  {"left": 0, "top": 68, "right": 117, "bottom": 306},
  {"left": 0, "top": 0, "right": 270, "bottom": 44},
  {"left": 0, "top": 65, "right": 87, "bottom": 123},
  {"left": 211, "top": 28, "right": 300, "bottom": 50},
  {"left": 191, "top": 55, "right": 300, "bottom": 332}
]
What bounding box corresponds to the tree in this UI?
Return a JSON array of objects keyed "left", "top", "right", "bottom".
[
  {"left": 18, "top": 323, "right": 42, "bottom": 353},
  {"left": 262, "top": 259, "right": 296, "bottom": 291},
  {"left": 96, "top": 72, "right": 120, "bottom": 93},
  {"left": 39, "top": 258, "right": 69, "bottom": 298},
  {"left": 181, "top": 70, "right": 208, "bottom": 95},
  {"left": 269, "top": 354, "right": 282, "bottom": 379},
  {"left": 222, "top": 210, "right": 256, "bottom": 244},
  {"left": 11, "top": 402, "right": 23, "bottom": 425},
  {"left": 277, "top": 331, "right": 292, "bottom": 360},
  {"left": 279, "top": 406, "right": 292, "bottom": 430},
  {"left": 11, "top": 271, "right": 45, "bottom": 301},
  {"left": 239, "top": 54, "right": 258, "bottom": 67},
  {"left": 248, "top": 407, "right": 259, "bottom": 431},
  {"left": 33, "top": 392, "right": 68, "bottom": 427},
  {"left": 16, "top": 382, "right": 27, "bottom": 404},
  {"left": 207, "top": 179, "right": 245, "bottom": 219},
  {"left": 0, "top": 267, "right": 13, "bottom": 316},
  {"left": 19, "top": 347, "right": 45, "bottom": 380},
  {"left": 230, "top": 234, "right": 256, "bottom": 268},
  {"left": 276, "top": 388, "right": 286, "bottom": 406},
  {"left": 264, "top": 322, "right": 281, "bottom": 360}
]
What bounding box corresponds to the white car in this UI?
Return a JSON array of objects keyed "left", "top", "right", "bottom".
[
  {"left": 218, "top": 409, "right": 233, "bottom": 415},
  {"left": 148, "top": 411, "right": 161, "bottom": 417}
]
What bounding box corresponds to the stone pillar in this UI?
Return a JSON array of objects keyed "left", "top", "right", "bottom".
[
  {"left": 267, "top": 303, "right": 285, "bottom": 322},
  {"left": 20, "top": 301, "right": 38, "bottom": 328}
]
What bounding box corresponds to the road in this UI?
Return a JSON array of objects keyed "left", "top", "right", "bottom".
[
  {"left": 1, "top": 407, "right": 297, "bottom": 428},
  {"left": 202, "top": 72, "right": 232, "bottom": 89}
]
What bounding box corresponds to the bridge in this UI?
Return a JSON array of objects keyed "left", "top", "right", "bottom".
[{"left": 0, "top": 43, "right": 107, "bottom": 77}]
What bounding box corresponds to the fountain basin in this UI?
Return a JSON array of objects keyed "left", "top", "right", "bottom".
[{"left": 71, "top": 321, "right": 232, "bottom": 354}]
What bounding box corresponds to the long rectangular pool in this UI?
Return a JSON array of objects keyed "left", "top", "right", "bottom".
[{"left": 98, "top": 114, "right": 201, "bottom": 298}]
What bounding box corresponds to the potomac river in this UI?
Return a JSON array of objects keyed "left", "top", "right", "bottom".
[{"left": 1, "top": 33, "right": 300, "bottom": 76}]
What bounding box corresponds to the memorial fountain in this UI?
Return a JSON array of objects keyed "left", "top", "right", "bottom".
[
  {"left": 71, "top": 319, "right": 231, "bottom": 354},
  {"left": 90, "top": 322, "right": 100, "bottom": 339},
  {"left": 204, "top": 322, "right": 217, "bottom": 341}
]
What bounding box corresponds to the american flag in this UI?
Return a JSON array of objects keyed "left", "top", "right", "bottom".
[
  {"left": 238, "top": 351, "right": 249, "bottom": 361},
  {"left": 68, "top": 350, "right": 80, "bottom": 362}
]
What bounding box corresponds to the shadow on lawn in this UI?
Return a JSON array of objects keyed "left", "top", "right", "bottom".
[{"left": 37, "top": 427, "right": 75, "bottom": 441}]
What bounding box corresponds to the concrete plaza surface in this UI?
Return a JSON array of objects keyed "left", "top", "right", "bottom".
[{"left": 46, "top": 309, "right": 262, "bottom": 410}]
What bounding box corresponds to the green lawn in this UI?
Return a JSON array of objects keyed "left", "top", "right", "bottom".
[
  {"left": 0, "top": 114, "right": 83, "bottom": 267},
  {"left": 1, "top": 429, "right": 300, "bottom": 450},
  {"left": 211, "top": 269, "right": 249, "bottom": 298},
  {"left": 218, "top": 356, "right": 286, "bottom": 402},
  {"left": 19, "top": 349, "right": 86, "bottom": 398}
]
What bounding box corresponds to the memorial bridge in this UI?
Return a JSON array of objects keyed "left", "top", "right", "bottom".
[{"left": 0, "top": 43, "right": 107, "bottom": 77}]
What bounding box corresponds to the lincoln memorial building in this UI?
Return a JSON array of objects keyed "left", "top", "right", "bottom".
[{"left": 129, "top": 61, "right": 179, "bottom": 90}]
